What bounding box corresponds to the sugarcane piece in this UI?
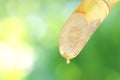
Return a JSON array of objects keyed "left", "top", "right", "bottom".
[{"left": 59, "top": 0, "right": 120, "bottom": 64}]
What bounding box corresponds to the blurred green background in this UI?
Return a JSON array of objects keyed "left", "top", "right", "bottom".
[{"left": 0, "top": 0, "right": 120, "bottom": 80}]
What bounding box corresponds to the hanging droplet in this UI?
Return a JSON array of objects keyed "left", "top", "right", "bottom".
[{"left": 66, "top": 59, "right": 70, "bottom": 64}]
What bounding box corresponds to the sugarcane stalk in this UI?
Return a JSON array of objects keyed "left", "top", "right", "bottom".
[{"left": 59, "top": 0, "right": 120, "bottom": 64}]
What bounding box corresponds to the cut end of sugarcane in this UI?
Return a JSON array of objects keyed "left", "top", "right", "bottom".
[{"left": 59, "top": 13, "right": 89, "bottom": 62}]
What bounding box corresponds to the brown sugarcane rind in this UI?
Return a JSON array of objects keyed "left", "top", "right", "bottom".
[{"left": 59, "top": 0, "right": 120, "bottom": 64}]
